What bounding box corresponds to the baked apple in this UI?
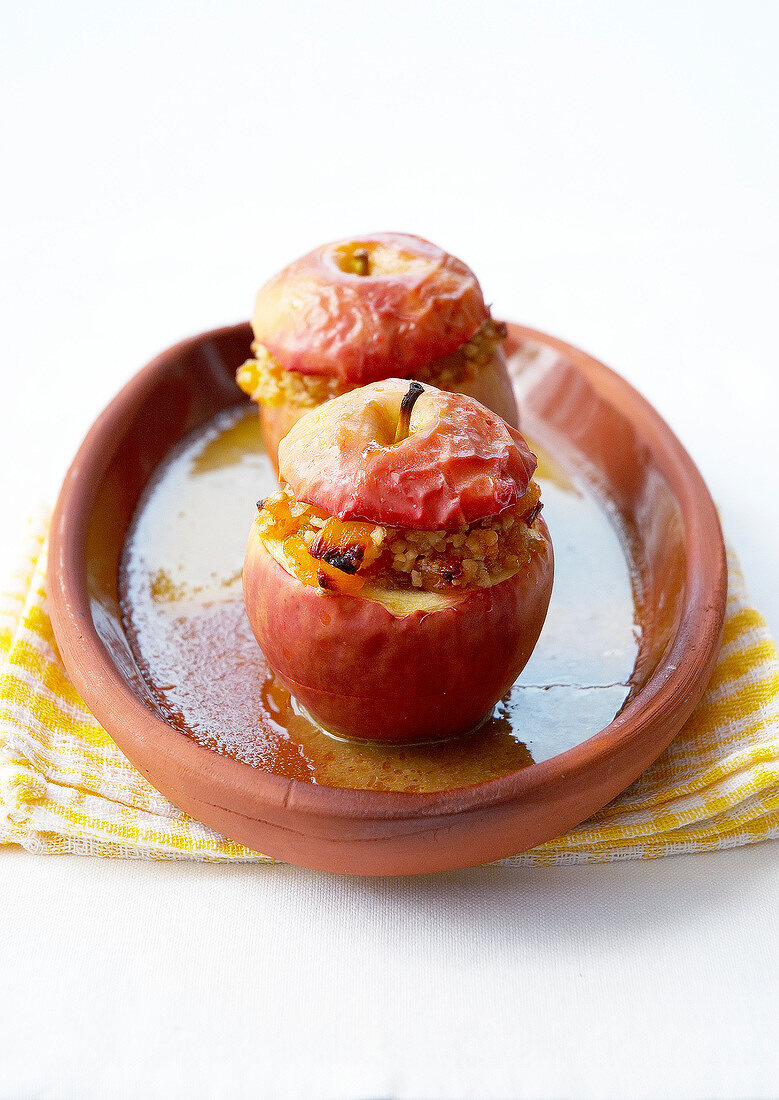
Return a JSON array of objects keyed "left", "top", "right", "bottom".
[
  {"left": 243, "top": 380, "right": 553, "bottom": 744},
  {"left": 236, "top": 233, "right": 518, "bottom": 470}
]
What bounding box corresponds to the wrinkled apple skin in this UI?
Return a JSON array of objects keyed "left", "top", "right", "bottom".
[
  {"left": 257, "top": 345, "right": 518, "bottom": 473},
  {"left": 257, "top": 346, "right": 518, "bottom": 474},
  {"left": 252, "top": 233, "right": 489, "bottom": 385},
  {"left": 243, "top": 518, "right": 554, "bottom": 743},
  {"left": 279, "top": 379, "right": 536, "bottom": 530}
]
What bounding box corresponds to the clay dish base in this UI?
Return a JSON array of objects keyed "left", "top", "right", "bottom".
[{"left": 48, "top": 322, "right": 726, "bottom": 875}]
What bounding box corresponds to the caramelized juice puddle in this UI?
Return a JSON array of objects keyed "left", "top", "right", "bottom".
[{"left": 120, "top": 406, "right": 640, "bottom": 793}]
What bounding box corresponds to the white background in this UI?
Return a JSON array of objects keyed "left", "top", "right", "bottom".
[{"left": 1, "top": 3, "right": 778, "bottom": 1098}]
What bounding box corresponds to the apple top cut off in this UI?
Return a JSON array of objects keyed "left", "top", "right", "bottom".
[
  {"left": 278, "top": 379, "right": 538, "bottom": 530},
  {"left": 251, "top": 233, "right": 489, "bottom": 384}
]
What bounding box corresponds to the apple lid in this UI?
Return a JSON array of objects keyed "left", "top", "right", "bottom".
[
  {"left": 278, "top": 379, "right": 537, "bottom": 530},
  {"left": 251, "top": 233, "right": 489, "bottom": 385}
]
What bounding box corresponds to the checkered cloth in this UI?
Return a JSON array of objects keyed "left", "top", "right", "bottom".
[{"left": 1, "top": 514, "right": 777, "bottom": 863}]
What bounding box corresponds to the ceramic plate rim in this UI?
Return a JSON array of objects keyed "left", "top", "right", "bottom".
[{"left": 47, "top": 323, "right": 726, "bottom": 840}]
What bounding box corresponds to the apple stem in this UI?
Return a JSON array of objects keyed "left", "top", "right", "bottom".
[
  {"left": 394, "top": 382, "right": 425, "bottom": 444},
  {"left": 352, "top": 247, "right": 370, "bottom": 276}
]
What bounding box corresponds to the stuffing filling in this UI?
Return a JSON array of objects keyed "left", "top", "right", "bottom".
[
  {"left": 236, "top": 318, "right": 507, "bottom": 413},
  {"left": 256, "top": 481, "right": 543, "bottom": 597}
]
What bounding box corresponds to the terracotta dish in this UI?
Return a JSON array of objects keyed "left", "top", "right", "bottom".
[{"left": 48, "top": 322, "right": 726, "bottom": 875}]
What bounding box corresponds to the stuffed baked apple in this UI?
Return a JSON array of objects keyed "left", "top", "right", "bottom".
[
  {"left": 243, "top": 379, "right": 553, "bottom": 743},
  {"left": 236, "top": 233, "right": 518, "bottom": 470}
]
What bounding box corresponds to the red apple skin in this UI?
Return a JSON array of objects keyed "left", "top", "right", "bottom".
[
  {"left": 256, "top": 344, "right": 518, "bottom": 474},
  {"left": 243, "top": 518, "right": 554, "bottom": 743},
  {"left": 252, "top": 233, "right": 489, "bottom": 385},
  {"left": 279, "top": 379, "right": 535, "bottom": 531},
  {"left": 456, "top": 343, "right": 518, "bottom": 429},
  {"left": 257, "top": 345, "right": 518, "bottom": 474},
  {"left": 258, "top": 404, "right": 305, "bottom": 476}
]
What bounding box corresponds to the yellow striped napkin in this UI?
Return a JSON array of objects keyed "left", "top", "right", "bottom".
[{"left": 1, "top": 514, "right": 778, "bottom": 865}]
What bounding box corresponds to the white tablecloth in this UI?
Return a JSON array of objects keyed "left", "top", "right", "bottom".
[
  {"left": 1, "top": 3, "right": 777, "bottom": 1096},
  {"left": 2, "top": 846, "right": 778, "bottom": 1100}
]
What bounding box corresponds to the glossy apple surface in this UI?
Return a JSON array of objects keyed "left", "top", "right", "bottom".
[
  {"left": 243, "top": 518, "right": 554, "bottom": 743},
  {"left": 256, "top": 341, "right": 518, "bottom": 475},
  {"left": 279, "top": 379, "right": 535, "bottom": 529},
  {"left": 252, "top": 233, "right": 489, "bottom": 385}
]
